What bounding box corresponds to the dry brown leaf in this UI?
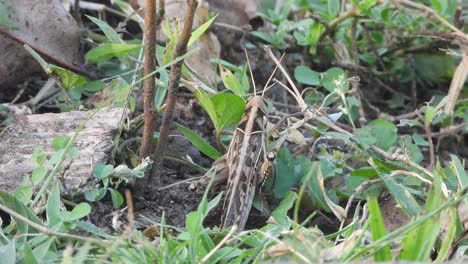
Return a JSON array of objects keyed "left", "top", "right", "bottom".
[
  {"left": 129, "top": 0, "right": 221, "bottom": 85},
  {"left": 207, "top": 0, "right": 262, "bottom": 28},
  {"left": 444, "top": 47, "right": 468, "bottom": 114},
  {"left": 0, "top": 0, "right": 81, "bottom": 90}
]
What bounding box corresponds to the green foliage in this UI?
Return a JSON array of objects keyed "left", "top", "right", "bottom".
[
  {"left": 368, "top": 197, "right": 392, "bottom": 262},
  {"left": 3, "top": 1, "right": 467, "bottom": 263},
  {"left": 85, "top": 43, "right": 141, "bottom": 63},
  {"left": 176, "top": 123, "right": 222, "bottom": 160}
]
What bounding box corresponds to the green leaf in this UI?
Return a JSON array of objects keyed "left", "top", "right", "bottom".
[
  {"left": 13, "top": 185, "right": 33, "bottom": 205},
  {"left": 31, "top": 166, "right": 47, "bottom": 185},
  {"left": 84, "top": 188, "right": 107, "bottom": 202},
  {"left": 328, "top": 0, "right": 340, "bottom": 17},
  {"left": 294, "top": 65, "right": 320, "bottom": 86},
  {"left": 85, "top": 43, "right": 140, "bottom": 63},
  {"left": 108, "top": 78, "right": 131, "bottom": 106},
  {"left": 0, "top": 237, "right": 15, "bottom": 264},
  {"left": 32, "top": 237, "right": 54, "bottom": 261},
  {"left": 109, "top": 188, "right": 124, "bottom": 208},
  {"left": 412, "top": 133, "right": 429, "bottom": 147},
  {"left": 176, "top": 123, "right": 221, "bottom": 160},
  {"left": 382, "top": 175, "right": 421, "bottom": 217},
  {"left": 32, "top": 149, "right": 47, "bottom": 165},
  {"left": 322, "top": 67, "right": 348, "bottom": 93},
  {"left": 271, "top": 191, "right": 297, "bottom": 224},
  {"left": 355, "top": 126, "right": 376, "bottom": 149},
  {"left": 86, "top": 15, "right": 122, "bottom": 43},
  {"left": 19, "top": 242, "right": 37, "bottom": 264},
  {"left": 431, "top": 0, "right": 442, "bottom": 13},
  {"left": 0, "top": 192, "right": 42, "bottom": 236},
  {"left": 211, "top": 93, "right": 246, "bottom": 130},
  {"left": 368, "top": 119, "right": 398, "bottom": 151},
  {"left": 52, "top": 136, "right": 71, "bottom": 151},
  {"left": 48, "top": 65, "right": 88, "bottom": 90},
  {"left": 368, "top": 197, "right": 392, "bottom": 262},
  {"left": 219, "top": 64, "right": 246, "bottom": 96},
  {"left": 93, "top": 163, "right": 114, "bottom": 179},
  {"left": 194, "top": 89, "right": 219, "bottom": 130},
  {"left": 450, "top": 154, "right": 467, "bottom": 190},
  {"left": 188, "top": 14, "right": 218, "bottom": 47},
  {"left": 398, "top": 166, "right": 443, "bottom": 261},
  {"left": 46, "top": 183, "right": 61, "bottom": 228},
  {"left": 58, "top": 202, "right": 91, "bottom": 222}
]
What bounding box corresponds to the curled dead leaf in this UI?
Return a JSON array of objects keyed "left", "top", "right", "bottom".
[{"left": 0, "top": 0, "right": 80, "bottom": 90}]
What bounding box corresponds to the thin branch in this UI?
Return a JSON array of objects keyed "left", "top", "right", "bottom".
[{"left": 149, "top": 0, "right": 198, "bottom": 187}]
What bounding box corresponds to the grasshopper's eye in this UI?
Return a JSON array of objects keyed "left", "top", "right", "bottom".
[{"left": 267, "top": 152, "right": 275, "bottom": 161}]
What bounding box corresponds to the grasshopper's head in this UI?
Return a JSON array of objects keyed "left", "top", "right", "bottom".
[{"left": 246, "top": 95, "right": 268, "bottom": 116}]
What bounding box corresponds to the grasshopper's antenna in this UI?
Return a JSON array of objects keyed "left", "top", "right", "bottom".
[
  {"left": 262, "top": 53, "right": 285, "bottom": 97},
  {"left": 244, "top": 49, "right": 257, "bottom": 96}
]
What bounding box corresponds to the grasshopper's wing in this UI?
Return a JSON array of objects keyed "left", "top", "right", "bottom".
[{"left": 221, "top": 131, "right": 263, "bottom": 230}]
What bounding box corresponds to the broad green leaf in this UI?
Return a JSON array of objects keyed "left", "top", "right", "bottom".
[
  {"left": 423, "top": 105, "right": 436, "bottom": 127},
  {"left": 271, "top": 191, "right": 297, "bottom": 224},
  {"left": 85, "top": 43, "right": 140, "bottom": 63},
  {"left": 84, "top": 188, "right": 107, "bottom": 202},
  {"left": 13, "top": 186, "right": 33, "bottom": 205},
  {"left": 19, "top": 242, "right": 36, "bottom": 264},
  {"left": 328, "top": 0, "right": 340, "bottom": 17},
  {"left": 412, "top": 133, "right": 429, "bottom": 146},
  {"left": 108, "top": 78, "right": 131, "bottom": 106},
  {"left": 194, "top": 89, "right": 219, "bottom": 130},
  {"left": 86, "top": 15, "right": 122, "bottom": 43},
  {"left": 176, "top": 123, "right": 221, "bottom": 160},
  {"left": 93, "top": 163, "right": 114, "bottom": 179},
  {"left": 382, "top": 175, "right": 421, "bottom": 217},
  {"left": 211, "top": 93, "right": 246, "bottom": 130},
  {"left": 109, "top": 188, "right": 124, "bottom": 208},
  {"left": 368, "top": 119, "right": 397, "bottom": 151},
  {"left": 294, "top": 65, "right": 320, "bottom": 86},
  {"left": 355, "top": 126, "right": 376, "bottom": 149},
  {"left": 431, "top": 0, "right": 442, "bottom": 13},
  {"left": 322, "top": 67, "right": 348, "bottom": 93},
  {"left": 58, "top": 202, "right": 91, "bottom": 222},
  {"left": 32, "top": 149, "right": 47, "bottom": 165},
  {"left": 0, "top": 237, "right": 15, "bottom": 264},
  {"left": 274, "top": 147, "right": 297, "bottom": 198},
  {"left": 49, "top": 65, "right": 88, "bottom": 90},
  {"left": 368, "top": 197, "right": 392, "bottom": 262},
  {"left": 188, "top": 14, "right": 218, "bottom": 47},
  {"left": 353, "top": 0, "right": 378, "bottom": 10},
  {"left": 32, "top": 237, "right": 54, "bottom": 261},
  {"left": 52, "top": 136, "right": 71, "bottom": 151},
  {"left": 46, "top": 183, "right": 61, "bottom": 228},
  {"left": 0, "top": 192, "right": 42, "bottom": 236},
  {"left": 219, "top": 64, "right": 246, "bottom": 96}
]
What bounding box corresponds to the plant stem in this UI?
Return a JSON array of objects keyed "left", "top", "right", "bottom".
[
  {"left": 139, "top": 0, "right": 159, "bottom": 162},
  {"left": 148, "top": 0, "right": 198, "bottom": 187}
]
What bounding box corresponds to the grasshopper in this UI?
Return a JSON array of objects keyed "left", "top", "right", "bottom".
[{"left": 220, "top": 95, "right": 272, "bottom": 230}]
